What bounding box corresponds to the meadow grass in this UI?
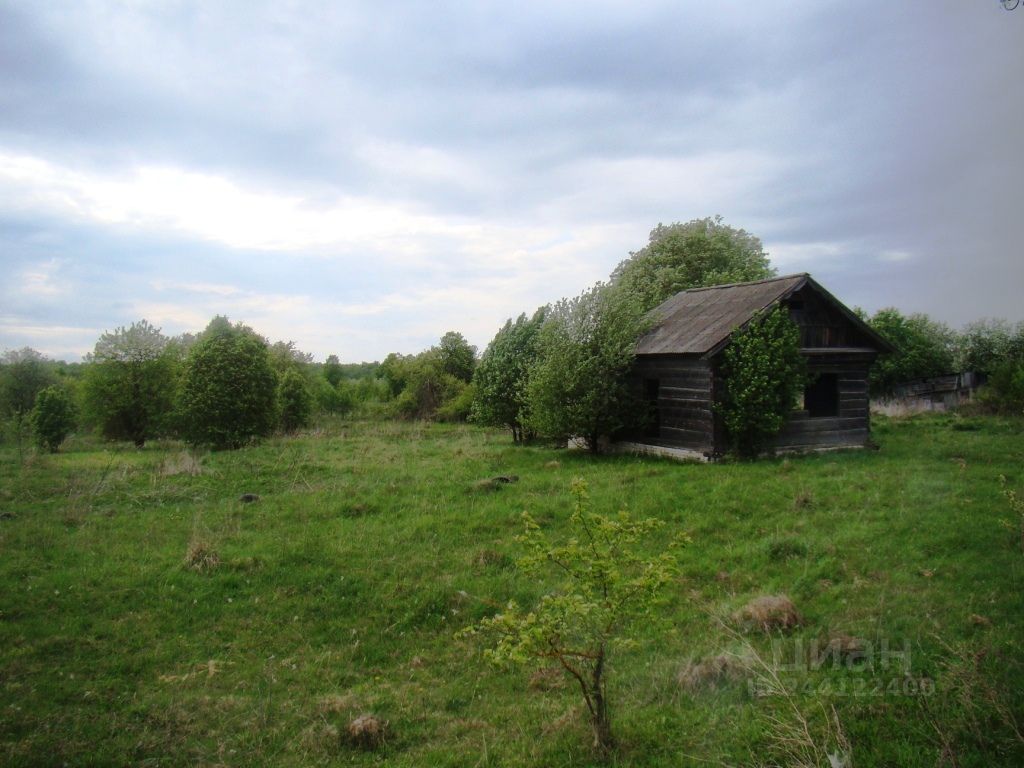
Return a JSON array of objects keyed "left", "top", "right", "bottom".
[{"left": 1, "top": 414, "right": 1022, "bottom": 766}]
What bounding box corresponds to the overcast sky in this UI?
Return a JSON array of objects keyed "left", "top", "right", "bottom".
[{"left": 0, "top": 1, "right": 1021, "bottom": 362}]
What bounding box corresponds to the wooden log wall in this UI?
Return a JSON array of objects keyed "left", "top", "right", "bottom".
[
  {"left": 770, "top": 356, "right": 872, "bottom": 451},
  {"left": 629, "top": 356, "right": 715, "bottom": 451}
]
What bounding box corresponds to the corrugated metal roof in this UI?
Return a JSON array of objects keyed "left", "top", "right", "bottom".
[{"left": 635, "top": 274, "right": 809, "bottom": 355}]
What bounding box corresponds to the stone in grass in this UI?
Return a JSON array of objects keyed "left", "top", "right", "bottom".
[
  {"left": 677, "top": 653, "right": 752, "bottom": 692},
  {"left": 471, "top": 475, "right": 519, "bottom": 493},
  {"left": 238, "top": 493, "right": 261, "bottom": 504},
  {"left": 734, "top": 595, "right": 802, "bottom": 633},
  {"left": 343, "top": 714, "right": 388, "bottom": 750}
]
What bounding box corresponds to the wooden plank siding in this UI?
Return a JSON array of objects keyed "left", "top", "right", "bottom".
[
  {"left": 627, "top": 356, "right": 716, "bottom": 452},
  {"left": 769, "top": 358, "right": 873, "bottom": 452}
]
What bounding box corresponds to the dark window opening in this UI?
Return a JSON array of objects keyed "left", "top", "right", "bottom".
[
  {"left": 644, "top": 378, "right": 660, "bottom": 438},
  {"left": 804, "top": 373, "right": 839, "bottom": 417}
]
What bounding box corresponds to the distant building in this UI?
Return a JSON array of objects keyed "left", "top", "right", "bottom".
[
  {"left": 889, "top": 372, "right": 981, "bottom": 411},
  {"left": 620, "top": 273, "right": 893, "bottom": 459}
]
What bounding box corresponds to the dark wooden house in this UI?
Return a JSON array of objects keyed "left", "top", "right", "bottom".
[{"left": 623, "top": 274, "right": 893, "bottom": 458}]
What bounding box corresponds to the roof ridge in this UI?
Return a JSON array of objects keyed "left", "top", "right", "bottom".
[{"left": 681, "top": 273, "right": 808, "bottom": 293}]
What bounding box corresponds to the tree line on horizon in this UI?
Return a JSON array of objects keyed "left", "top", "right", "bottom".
[{"left": 3, "top": 216, "right": 1023, "bottom": 454}]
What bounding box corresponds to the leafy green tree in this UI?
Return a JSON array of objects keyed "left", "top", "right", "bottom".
[
  {"left": 611, "top": 216, "right": 775, "bottom": 312},
  {"left": 460, "top": 479, "right": 685, "bottom": 752},
  {"left": 0, "top": 347, "right": 56, "bottom": 423},
  {"left": 0, "top": 347, "right": 57, "bottom": 457},
  {"left": 31, "top": 385, "right": 76, "bottom": 452},
  {"left": 176, "top": 318, "right": 278, "bottom": 449},
  {"left": 472, "top": 309, "right": 546, "bottom": 443},
  {"left": 323, "top": 354, "right": 344, "bottom": 387},
  {"left": 867, "top": 308, "right": 956, "bottom": 395},
  {"left": 719, "top": 305, "right": 807, "bottom": 458},
  {"left": 526, "top": 285, "right": 649, "bottom": 452},
  {"left": 955, "top": 319, "right": 1023, "bottom": 377},
  {"left": 380, "top": 352, "right": 413, "bottom": 398},
  {"left": 437, "top": 331, "right": 477, "bottom": 383},
  {"left": 393, "top": 350, "right": 465, "bottom": 420},
  {"left": 268, "top": 340, "right": 314, "bottom": 376},
  {"left": 278, "top": 367, "right": 313, "bottom": 432},
  {"left": 980, "top": 359, "right": 1024, "bottom": 415},
  {"left": 82, "top": 320, "right": 178, "bottom": 447}
]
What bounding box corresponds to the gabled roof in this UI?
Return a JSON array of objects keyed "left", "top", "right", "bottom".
[{"left": 635, "top": 273, "right": 892, "bottom": 356}]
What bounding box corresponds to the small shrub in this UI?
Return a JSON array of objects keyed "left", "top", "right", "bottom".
[
  {"left": 278, "top": 368, "right": 313, "bottom": 433},
  {"left": 1000, "top": 475, "right": 1024, "bottom": 553},
  {"left": 459, "top": 478, "right": 687, "bottom": 752},
  {"left": 30, "top": 385, "right": 76, "bottom": 453}
]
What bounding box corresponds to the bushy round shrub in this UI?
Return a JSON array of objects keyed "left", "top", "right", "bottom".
[
  {"left": 31, "top": 385, "right": 76, "bottom": 452},
  {"left": 176, "top": 321, "right": 277, "bottom": 449}
]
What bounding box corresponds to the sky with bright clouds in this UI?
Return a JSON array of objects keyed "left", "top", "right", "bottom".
[{"left": 1, "top": 1, "right": 1021, "bottom": 362}]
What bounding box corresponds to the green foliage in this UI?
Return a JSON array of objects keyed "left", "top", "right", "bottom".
[
  {"left": 867, "top": 308, "right": 956, "bottom": 395},
  {"left": 267, "top": 340, "right": 314, "bottom": 376},
  {"left": 611, "top": 216, "right": 775, "bottom": 312},
  {"left": 436, "top": 381, "right": 475, "bottom": 422},
  {"left": 323, "top": 354, "right": 344, "bottom": 387},
  {"left": 979, "top": 358, "right": 1024, "bottom": 415},
  {"left": 437, "top": 331, "right": 477, "bottom": 383},
  {"left": 176, "top": 318, "right": 278, "bottom": 449},
  {"left": 955, "top": 319, "right": 1023, "bottom": 377},
  {"left": 526, "top": 285, "right": 649, "bottom": 452},
  {"left": 30, "top": 385, "right": 76, "bottom": 452},
  {"left": 472, "top": 309, "right": 546, "bottom": 442},
  {"left": 82, "top": 320, "right": 179, "bottom": 447},
  {"left": 277, "top": 367, "right": 313, "bottom": 433},
  {"left": 461, "top": 478, "right": 685, "bottom": 751},
  {"left": 382, "top": 334, "right": 479, "bottom": 420},
  {"left": 719, "top": 305, "right": 806, "bottom": 458},
  {"left": 0, "top": 347, "right": 57, "bottom": 421}
]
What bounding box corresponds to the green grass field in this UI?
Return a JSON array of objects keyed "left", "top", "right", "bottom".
[{"left": 1, "top": 415, "right": 1022, "bottom": 766}]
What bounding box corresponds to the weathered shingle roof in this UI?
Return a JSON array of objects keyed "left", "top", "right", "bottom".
[{"left": 635, "top": 273, "right": 890, "bottom": 356}]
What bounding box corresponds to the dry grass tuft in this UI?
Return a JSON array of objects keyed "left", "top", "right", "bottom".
[
  {"left": 299, "top": 723, "right": 340, "bottom": 755},
  {"left": 317, "top": 694, "right": 357, "bottom": 714},
  {"left": 184, "top": 538, "right": 220, "bottom": 572},
  {"left": 160, "top": 452, "right": 203, "bottom": 477},
  {"left": 528, "top": 666, "right": 566, "bottom": 691},
  {"left": 473, "top": 548, "right": 513, "bottom": 570},
  {"left": 677, "top": 652, "right": 752, "bottom": 692},
  {"left": 734, "top": 595, "right": 802, "bottom": 633},
  {"left": 793, "top": 489, "right": 815, "bottom": 509},
  {"left": 545, "top": 460, "right": 562, "bottom": 469},
  {"left": 344, "top": 713, "right": 388, "bottom": 750},
  {"left": 541, "top": 706, "right": 581, "bottom": 735}
]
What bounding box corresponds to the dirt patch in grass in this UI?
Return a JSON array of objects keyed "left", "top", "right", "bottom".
[{"left": 734, "top": 595, "right": 802, "bottom": 633}]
